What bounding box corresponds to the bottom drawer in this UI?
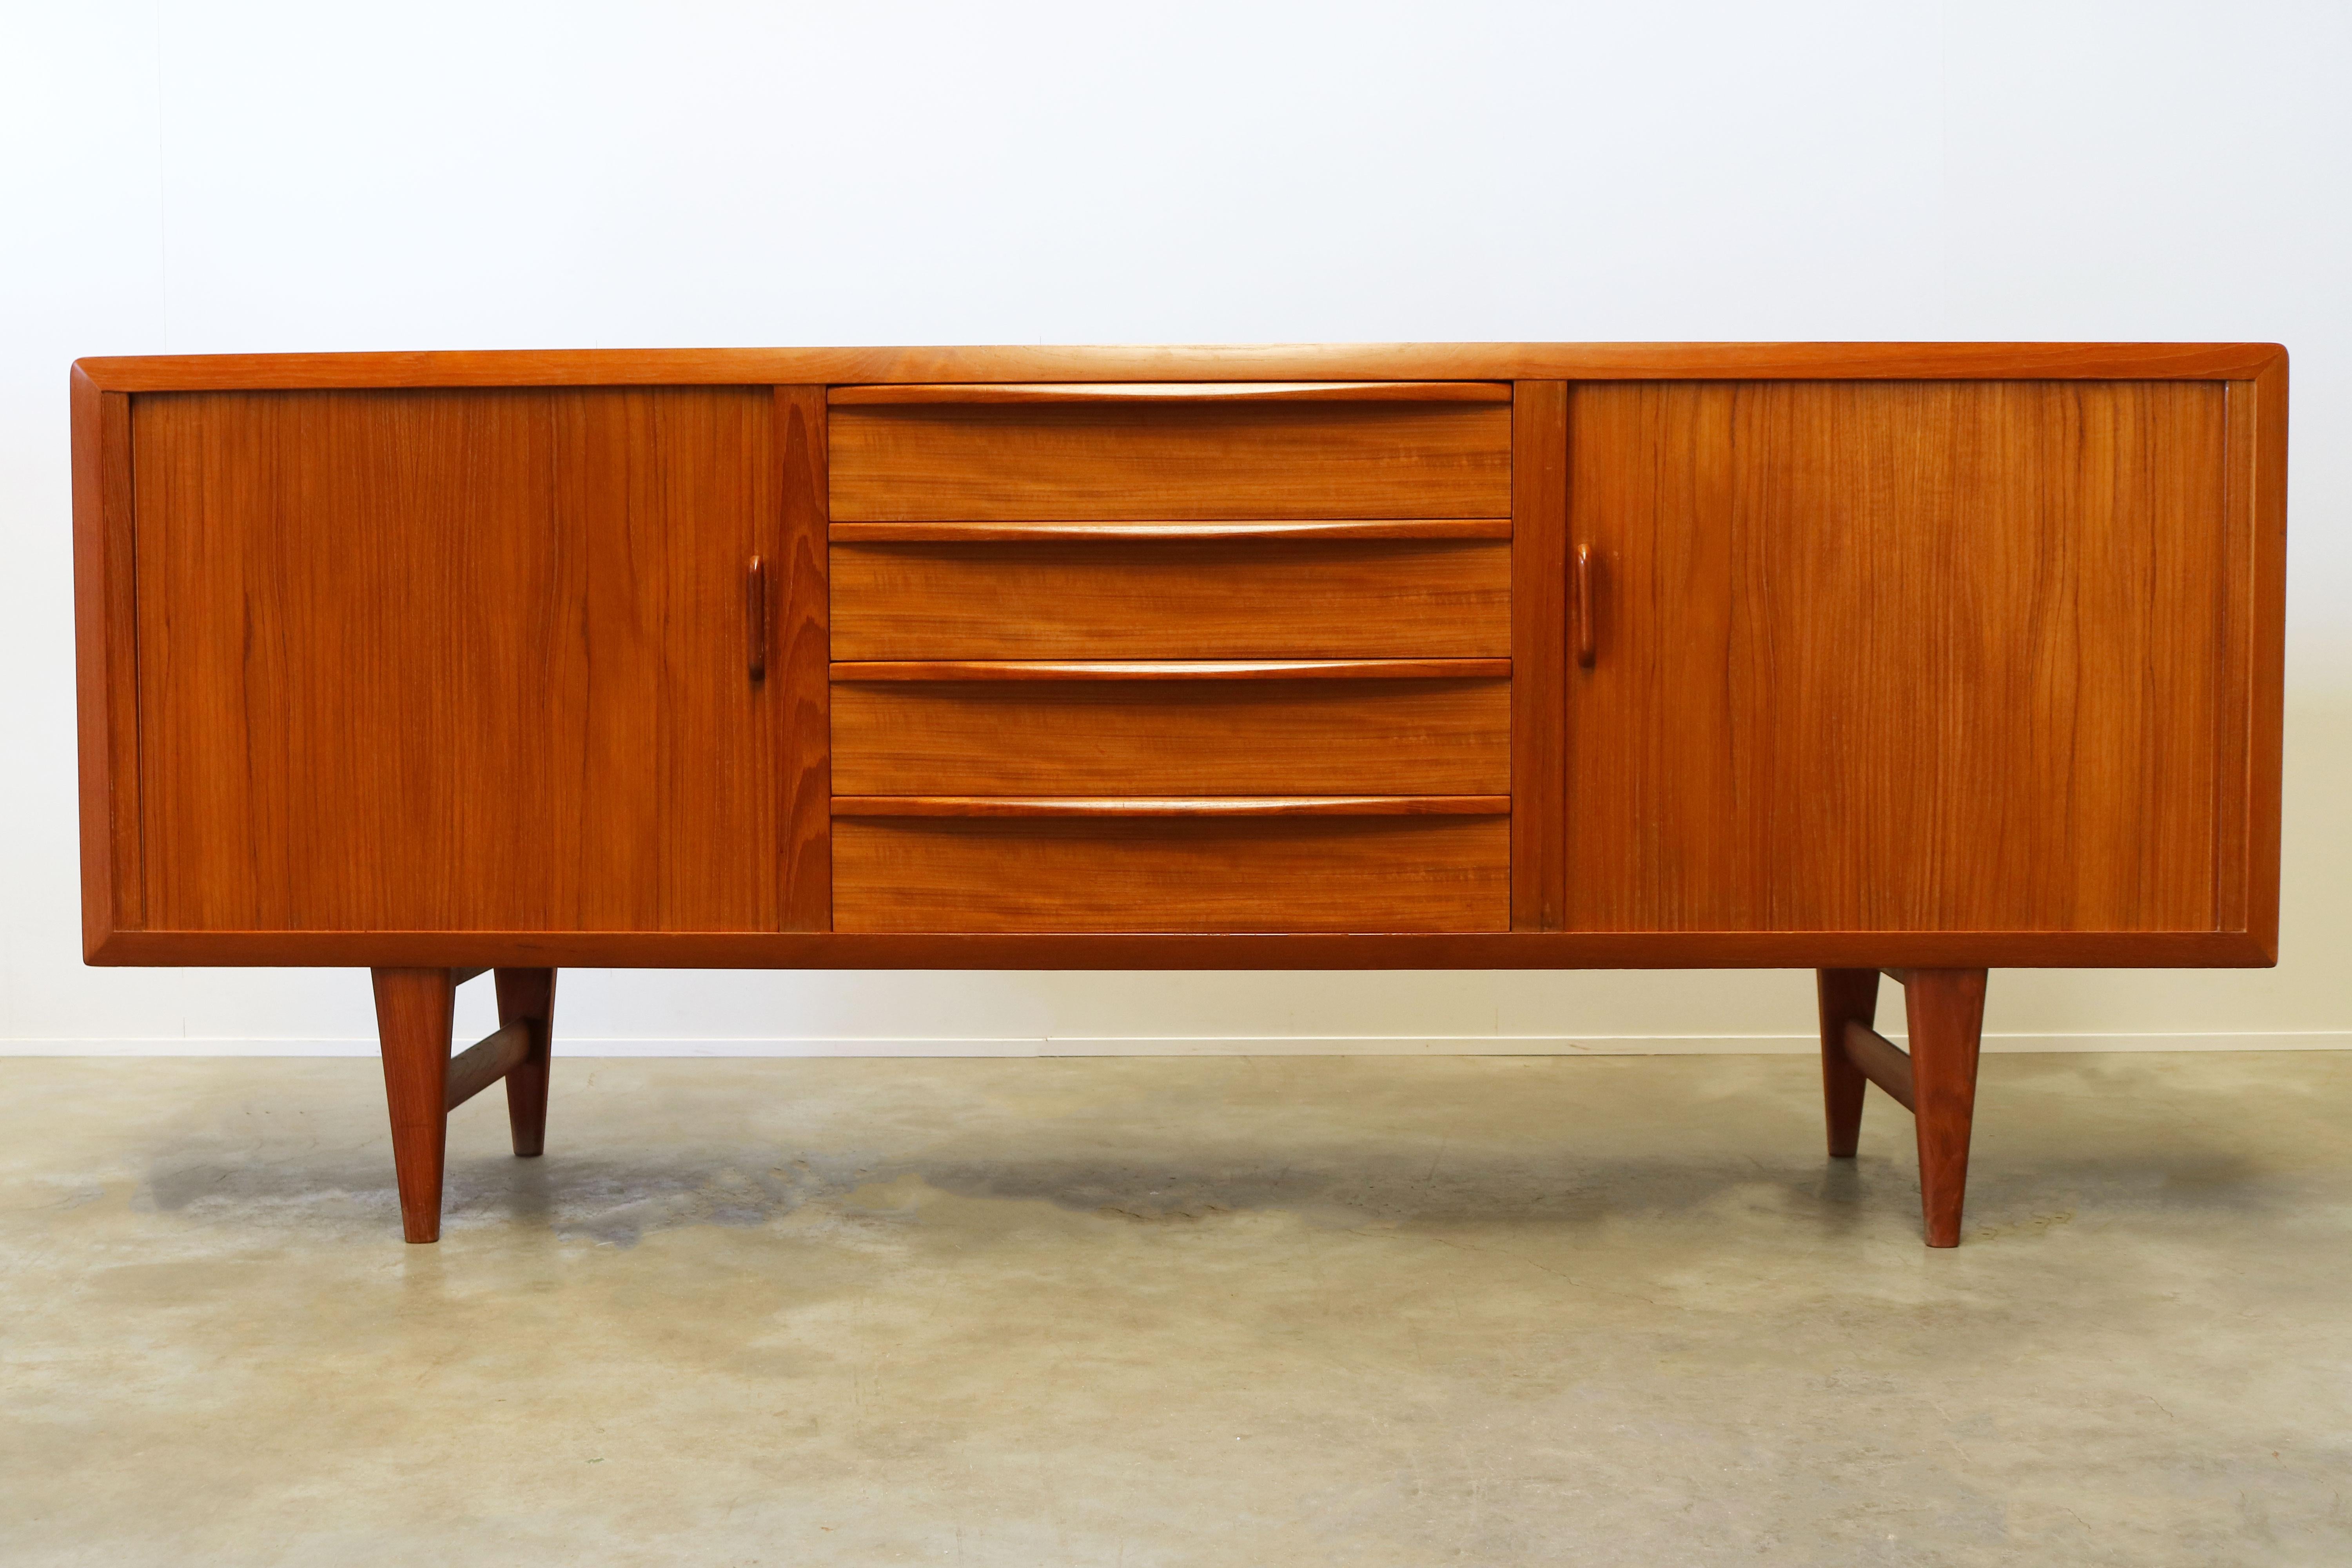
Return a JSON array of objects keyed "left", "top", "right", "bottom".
[{"left": 833, "top": 815, "right": 1509, "bottom": 933}]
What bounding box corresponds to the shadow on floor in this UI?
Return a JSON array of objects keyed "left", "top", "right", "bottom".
[{"left": 140, "top": 1131, "right": 2275, "bottom": 1249}]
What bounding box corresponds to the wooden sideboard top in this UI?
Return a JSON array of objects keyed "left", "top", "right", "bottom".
[{"left": 73, "top": 341, "right": 2285, "bottom": 392}]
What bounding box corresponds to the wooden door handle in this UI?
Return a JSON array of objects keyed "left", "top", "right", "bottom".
[
  {"left": 1573, "top": 543, "right": 1595, "bottom": 667},
  {"left": 747, "top": 555, "right": 768, "bottom": 683}
]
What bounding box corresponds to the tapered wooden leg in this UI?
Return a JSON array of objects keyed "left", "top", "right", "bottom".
[
  {"left": 372, "top": 967, "right": 455, "bottom": 1244},
  {"left": 495, "top": 968, "right": 557, "bottom": 1158},
  {"left": 1816, "top": 968, "right": 1879, "bottom": 1158},
  {"left": 1904, "top": 967, "right": 1988, "bottom": 1248}
]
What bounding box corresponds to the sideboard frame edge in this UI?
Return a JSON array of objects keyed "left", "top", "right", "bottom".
[
  {"left": 1509, "top": 380, "right": 1568, "bottom": 929},
  {"left": 71, "top": 343, "right": 2290, "bottom": 393},
  {"left": 71, "top": 368, "right": 142, "bottom": 956},
  {"left": 775, "top": 385, "right": 833, "bottom": 931},
  {"left": 84, "top": 929, "right": 2274, "bottom": 969},
  {"left": 2241, "top": 352, "right": 2289, "bottom": 962}
]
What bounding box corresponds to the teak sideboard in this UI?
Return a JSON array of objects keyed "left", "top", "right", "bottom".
[{"left": 70, "top": 343, "right": 2289, "bottom": 1247}]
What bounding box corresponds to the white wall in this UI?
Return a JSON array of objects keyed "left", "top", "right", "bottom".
[{"left": 4, "top": 1, "right": 2346, "bottom": 1055}]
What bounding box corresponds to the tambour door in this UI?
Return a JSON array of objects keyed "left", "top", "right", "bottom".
[
  {"left": 132, "top": 386, "right": 800, "bottom": 932},
  {"left": 1563, "top": 379, "right": 2247, "bottom": 933}
]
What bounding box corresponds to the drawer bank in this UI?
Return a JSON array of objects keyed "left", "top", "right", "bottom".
[{"left": 69, "top": 343, "right": 2289, "bottom": 1247}]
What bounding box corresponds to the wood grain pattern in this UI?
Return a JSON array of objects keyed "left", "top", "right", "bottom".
[
  {"left": 831, "top": 796, "right": 1509, "bottom": 817},
  {"left": 372, "top": 966, "right": 454, "bottom": 1243},
  {"left": 92, "top": 927, "right": 2272, "bottom": 970},
  {"left": 132, "top": 387, "right": 785, "bottom": 932},
  {"left": 832, "top": 659, "right": 1512, "bottom": 681},
  {"left": 494, "top": 966, "right": 555, "bottom": 1157},
  {"left": 2215, "top": 383, "right": 2255, "bottom": 937},
  {"left": 830, "top": 381, "right": 1512, "bottom": 405},
  {"left": 830, "top": 399, "right": 1510, "bottom": 521},
  {"left": 443, "top": 1021, "right": 532, "bottom": 1112},
  {"left": 1840, "top": 1020, "right": 1916, "bottom": 1113},
  {"left": 2239, "top": 357, "right": 2290, "bottom": 958},
  {"left": 73, "top": 348, "right": 2285, "bottom": 982},
  {"left": 833, "top": 816, "right": 1510, "bottom": 933},
  {"left": 776, "top": 387, "right": 832, "bottom": 931},
  {"left": 831, "top": 539, "right": 1510, "bottom": 659},
  {"left": 1510, "top": 381, "right": 1568, "bottom": 930},
  {"left": 75, "top": 342, "right": 2287, "bottom": 393},
  {"left": 1904, "top": 968, "right": 1987, "bottom": 1247},
  {"left": 70, "top": 369, "right": 142, "bottom": 951},
  {"left": 833, "top": 675, "right": 1508, "bottom": 796},
  {"left": 1563, "top": 379, "right": 2236, "bottom": 934},
  {"left": 828, "top": 519, "right": 1512, "bottom": 543},
  {"left": 1816, "top": 968, "right": 1880, "bottom": 1156}
]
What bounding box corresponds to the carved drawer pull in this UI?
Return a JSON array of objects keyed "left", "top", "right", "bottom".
[
  {"left": 1573, "top": 543, "right": 1595, "bottom": 668},
  {"left": 747, "top": 555, "right": 768, "bottom": 683}
]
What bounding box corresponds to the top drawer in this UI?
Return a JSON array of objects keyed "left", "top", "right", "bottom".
[{"left": 828, "top": 382, "right": 1512, "bottom": 521}]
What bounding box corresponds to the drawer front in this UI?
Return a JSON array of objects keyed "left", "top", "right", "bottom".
[
  {"left": 831, "top": 674, "right": 1510, "bottom": 796},
  {"left": 830, "top": 398, "right": 1512, "bottom": 521},
  {"left": 831, "top": 539, "right": 1510, "bottom": 659},
  {"left": 833, "top": 815, "right": 1510, "bottom": 933}
]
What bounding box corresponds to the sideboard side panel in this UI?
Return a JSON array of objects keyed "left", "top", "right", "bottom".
[
  {"left": 2234, "top": 357, "right": 2289, "bottom": 956},
  {"left": 70, "top": 369, "right": 143, "bottom": 951},
  {"left": 1563, "top": 379, "right": 2235, "bottom": 933}
]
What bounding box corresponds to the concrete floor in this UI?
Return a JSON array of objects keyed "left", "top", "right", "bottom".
[{"left": 2, "top": 1052, "right": 2348, "bottom": 1566}]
